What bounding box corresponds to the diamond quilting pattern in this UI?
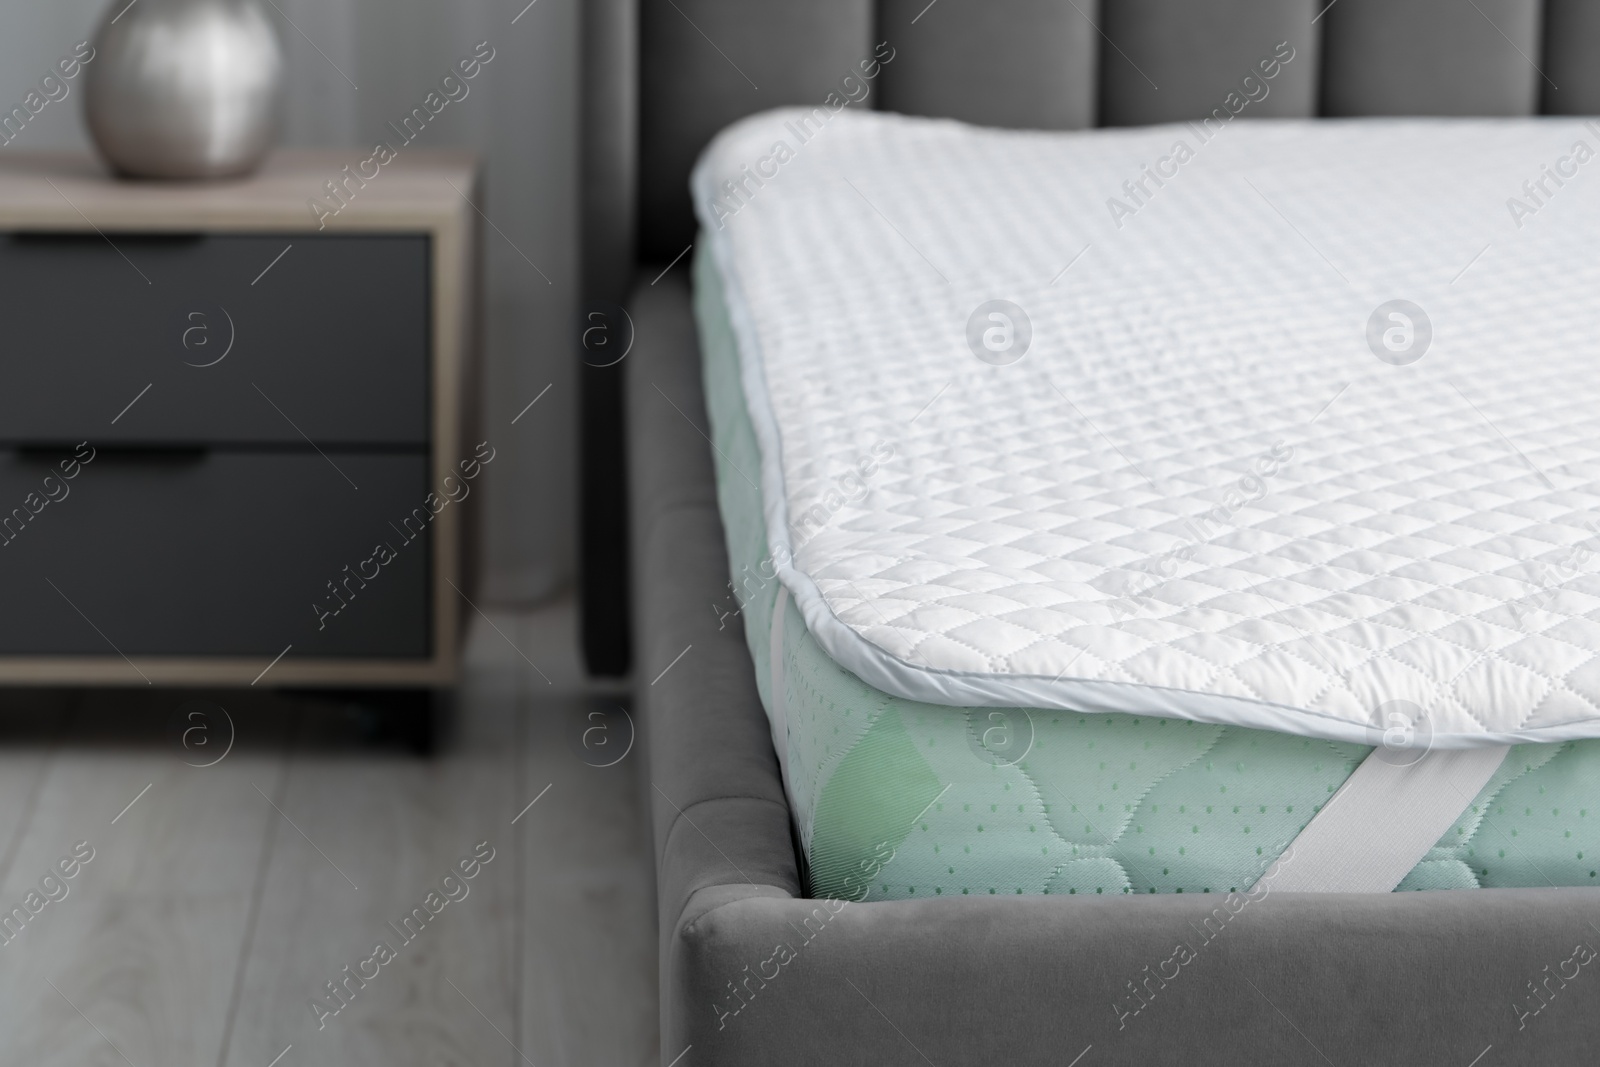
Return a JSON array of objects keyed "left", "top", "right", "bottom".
[
  {"left": 696, "top": 110, "right": 1600, "bottom": 743},
  {"left": 696, "top": 235, "right": 1600, "bottom": 896}
]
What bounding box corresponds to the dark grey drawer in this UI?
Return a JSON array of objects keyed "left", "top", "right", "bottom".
[
  {"left": 0, "top": 448, "right": 431, "bottom": 658},
  {"left": 0, "top": 233, "right": 429, "bottom": 446}
]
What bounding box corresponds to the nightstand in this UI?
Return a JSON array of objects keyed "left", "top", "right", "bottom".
[{"left": 0, "top": 150, "right": 480, "bottom": 690}]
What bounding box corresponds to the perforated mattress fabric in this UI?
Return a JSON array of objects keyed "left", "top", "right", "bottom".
[
  {"left": 692, "top": 108, "right": 1600, "bottom": 749},
  {"left": 694, "top": 244, "right": 1600, "bottom": 899}
]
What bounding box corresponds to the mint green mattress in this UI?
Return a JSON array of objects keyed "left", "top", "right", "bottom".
[{"left": 695, "top": 245, "right": 1600, "bottom": 901}]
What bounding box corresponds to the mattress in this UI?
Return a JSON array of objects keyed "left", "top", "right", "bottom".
[{"left": 690, "top": 109, "right": 1600, "bottom": 898}]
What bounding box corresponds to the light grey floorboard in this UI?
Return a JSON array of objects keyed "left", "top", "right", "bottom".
[
  {"left": 0, "top": 599, "right": 660, "bottom": 1067},
  {"left": 220, "top": 615, "right": 527, "bottom": 1067},
  {"left": 0, "top": 690, "right": 290, "bottom": 1067},
  {"left": 517, "top": 612, "right": 659, "bottom": 1067},
  {"left": 0, "top": 691, "right": 78, "bottom": 889}
]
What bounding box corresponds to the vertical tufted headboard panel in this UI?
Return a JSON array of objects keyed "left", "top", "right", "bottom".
[
  {"left": 618, "top": 0, "right": 1599, "bottom": 262},
  {"left": 875, "top": 0, "right": 1099, "bottom": 133},
  {"left": 1543, "top": 0, "right": 1600, "bottom": 114},
  {"left": 637, "top": 0, "right": 873, "bottom": 258},
  {"left": 1097, "top": 0, "right": 1319, "bottom": 125},
  {"left": 1320, "top": 0, "right": 1543, "bottom": 116}
]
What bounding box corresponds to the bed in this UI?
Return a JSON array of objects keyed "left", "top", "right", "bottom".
[{"left": 583, "top": 1, "right": 1600, "bottom": 1061}]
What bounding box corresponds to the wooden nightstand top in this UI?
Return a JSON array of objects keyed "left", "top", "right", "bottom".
[{"left": 0, "top": 149, "right": 479, "bottom": 232}]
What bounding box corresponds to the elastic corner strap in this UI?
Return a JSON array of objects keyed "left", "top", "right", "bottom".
[{"left": 1251, "top": 744, "right": 1512, "bottom": 894}]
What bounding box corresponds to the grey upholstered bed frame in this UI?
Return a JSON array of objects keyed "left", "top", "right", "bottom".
[{"left": 583, "top": 2, "right": 1600, "bottom": 1062}]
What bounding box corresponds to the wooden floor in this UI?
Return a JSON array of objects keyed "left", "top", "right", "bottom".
[{"left": 0, "top": 601, "right": 657, "bottom": 1067}]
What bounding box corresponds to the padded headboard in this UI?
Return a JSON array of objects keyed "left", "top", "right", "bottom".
[
  {"left": 588, "top": 0, "right": 1600, "bottom": 269},
  {"left": 576, "top": 0, "right": 1598, "bottom": 671}
]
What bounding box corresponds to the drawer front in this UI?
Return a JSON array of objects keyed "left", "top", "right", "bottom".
[
  {"left": 0, "top": 233, "right": 429, "bottom": 446},
  {"left": 0, "top": 449, "right": 431, "bottom": 658}
]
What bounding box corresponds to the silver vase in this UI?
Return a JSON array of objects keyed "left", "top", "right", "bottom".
[{"left": 84, "top": 0, "right": 284, "bottom": 180}]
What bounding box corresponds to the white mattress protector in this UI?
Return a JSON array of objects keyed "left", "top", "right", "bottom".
[{"left": 692, "top": 108, "right": 1600, "bottom": 748}]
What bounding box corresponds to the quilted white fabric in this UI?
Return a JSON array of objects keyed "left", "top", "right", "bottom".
[{"left": 692, "top": 108, "right": 1600, "bottom": 748}]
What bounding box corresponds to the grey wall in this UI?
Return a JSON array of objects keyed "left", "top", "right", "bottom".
[{"left": 0, "top": 0, "right": 580, "bottom": 604}]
